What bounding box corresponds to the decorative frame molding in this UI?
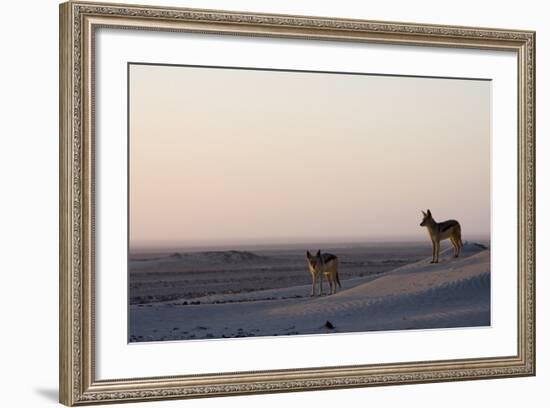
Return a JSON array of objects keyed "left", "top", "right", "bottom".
[{"left": 59, "top": 1, "right": 535, "bottom": 405}]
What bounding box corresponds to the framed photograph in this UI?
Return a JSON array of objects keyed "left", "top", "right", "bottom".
[{"left": 59, "top": 1, "right": 536, "bottom": 405}]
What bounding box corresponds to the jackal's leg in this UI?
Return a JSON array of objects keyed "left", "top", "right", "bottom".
[
  {"left": 435, "top": 241, "right": 440, "bottom": 263},
  {"left": 319, "top": 275, "right": 324, "bottom": 296},
  {"left": 311, "top": 275, "right": 316, "bottom": 297},
  {"left": 430, "top": 240, "right": 436, "bottom": 263},
  {"left": 450, "top": 237, "right": 459, "bottom": 257},
  {"left": 449, "top": 237, "right": 456, "bottom": 256},
  {"left": 454, "top": 238, "right": 459, "bottom": 257}
]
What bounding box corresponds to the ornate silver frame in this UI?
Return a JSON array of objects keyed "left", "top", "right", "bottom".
[{"left": 59, "top": 1, "right": 536, "bottom": 405}]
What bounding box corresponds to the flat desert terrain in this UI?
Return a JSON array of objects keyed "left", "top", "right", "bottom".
[{"left": 129, "top": 241, "right": 490, "bottom": 342}]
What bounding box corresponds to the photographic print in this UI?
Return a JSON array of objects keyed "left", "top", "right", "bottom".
[
  {"left": 128, "top": 64, "right": 491, "bottom": 343},
  {"left": 60, "top": 3, "right": 535, "bottom": 404}
]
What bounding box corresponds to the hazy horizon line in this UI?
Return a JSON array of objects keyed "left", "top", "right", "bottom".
[{"left": 130, "top": 235, "right": 491, "bottom": 253}]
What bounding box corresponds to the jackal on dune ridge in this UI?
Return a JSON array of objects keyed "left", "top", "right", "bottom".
[{"left": 419, "top": 209, "right": 463, "bottom": 263}]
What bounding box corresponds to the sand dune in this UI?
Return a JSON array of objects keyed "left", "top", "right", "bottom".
[{"left": 129, "top": 243, "right": 490, "bottom": 342}]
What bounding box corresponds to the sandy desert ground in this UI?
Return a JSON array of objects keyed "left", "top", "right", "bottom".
[{"left": 129, "top": 241, "right": 490, "bottom": 342}]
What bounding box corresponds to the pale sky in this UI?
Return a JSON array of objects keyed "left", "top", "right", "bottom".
[{"left": 129, "top": 64, "right": 490, "bottom": 249}]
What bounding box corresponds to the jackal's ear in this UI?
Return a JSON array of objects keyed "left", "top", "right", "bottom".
[
  {"left": 306, "top": 250, "right": 311, "bottom": 258},
  {"left": 421, "top": 210, "right": 427, "bottom": 216},
  {"left": 316, "top": 250, "right": 321, "bottom": 257},
  {"left": 427, "top": 209, "right": 432, "bottom": 217}
]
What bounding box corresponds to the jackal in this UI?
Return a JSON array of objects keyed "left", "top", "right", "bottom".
[
  {"left": 419, "top": 209, "right": 463, "bottom": 263},
  {"left": 306, "top": 250, "right": 341, "bottom": 296}
]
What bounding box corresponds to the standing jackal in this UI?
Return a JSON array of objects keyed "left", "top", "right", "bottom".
[
  {"left": 419, "top": 209, "right": 463, "bottom": 263},
  {"left": 306, "top": 250, "right": 341, "bottom": 296}
]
